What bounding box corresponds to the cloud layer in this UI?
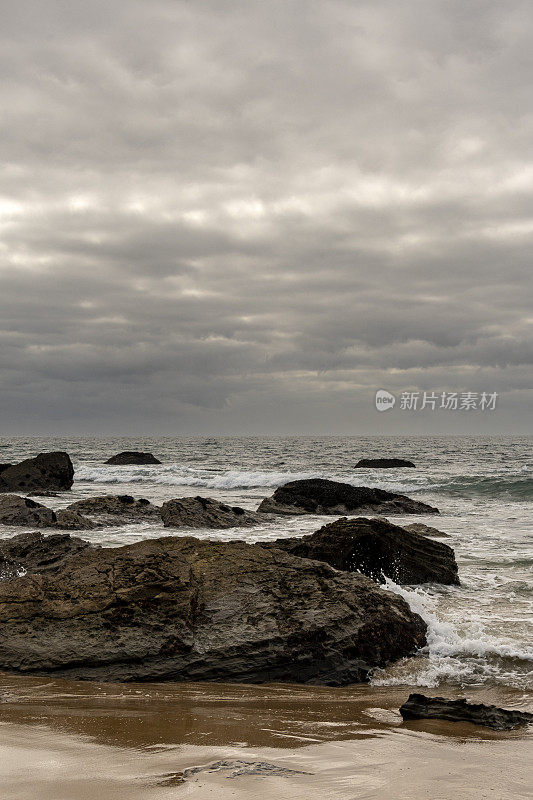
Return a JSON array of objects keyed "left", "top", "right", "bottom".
[{"left": 1, "top": 0, "right": 532, "bottom": 433}]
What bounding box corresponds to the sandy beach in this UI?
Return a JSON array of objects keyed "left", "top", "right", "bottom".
[{"left": 1, "top": 675, "right": 531, "bottom": 800}]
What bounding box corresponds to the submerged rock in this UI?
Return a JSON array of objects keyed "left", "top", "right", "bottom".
[
  {"left": 161, "top": 496, "right": 260, "bottom": 528},
  {"left": 355, "top": 458, "right": 416, "bottom": 468},
  {"left": 66, "top": 495, "right": 161, "bottom": 523},
  {"left": 258, "top": 479, "right": 438, "bottom": 516},
  {"left": 0, "top": 452, "right": 74, "bottom": 493},
  {"left": 399, "top": 693, "right": 533, "bottom": 731},
  {"left": 105, "top": 452, "right": 161, "bottom": 465},
  {"left": 403, "top": 522, "right": 450, "bottom": 538},
  {"left": 0, "top": 533, "right": 426, "bottom": 684},
  {"left": 266, "top": 516, "right": 459, "bottom": 585}
]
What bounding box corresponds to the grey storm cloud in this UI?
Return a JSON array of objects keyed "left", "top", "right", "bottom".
[{"left": 0, "top": 0, "right": 532, "bottom": 434}]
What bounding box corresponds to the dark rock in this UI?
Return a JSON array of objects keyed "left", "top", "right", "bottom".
[
  {"left": 105, "top": 452, "right": 161, "bottom": 465},
  {"left": 0, "top": 495, "right": 57, "bottom": 527},
  {"left": 403, "top": 522, "right": 450, "bottom": 538},
  {"left": 0, "top": 464, "right": 14, "bottom": 474},
  {"left": 399, "top": 693, "right": 533, "bottom": 731},
  {"left": 65, "top": 495, "right": 161, "bottom": 523},
  {"left": 161, "top": 496, "right": 261, "bottom": 528},
  {"left": 266, "top": 517, "right": 459, "bottom": 585},
  {"left": 258, "top": 478, "right": 438, "bottom": 516},
  {"left": 355, "top": 458, "right": 416, "bottom": 468},
  {"left": 0, "top": 534, "right": 427, "bottom": 684},
  {"left": 0, "top": 531, "right": 94, "bottom": 579},
  {"left": 0, "top": 452, "right": 74, "bottom": 493}
]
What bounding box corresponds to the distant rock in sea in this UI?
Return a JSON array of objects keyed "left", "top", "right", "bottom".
[
  {"left": 266, "top": 516, "right": 459, "bottom": 585},
  {"left": 161, "top": 496, "right": 261, "bottom": 528},
  {"left": 258, "top": 478, "right": 438, "bottom": 516},
  {"left": 0, "top": 533, "right": 427, "bottom": 684},
  {"left": 0, "top": 452, "right": 74, "bottom": 493},
  {"left": 355, "top": 458, "right": 416, "bottom": 468},
  {"left": 105, "top": 452, "right": 161, "bottom": 465},
  {"left": 399, "top": 693, "right": 533, "bottom": 731}
]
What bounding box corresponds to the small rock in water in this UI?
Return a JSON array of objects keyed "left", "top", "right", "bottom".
[
  {"left": 403, "top": 522, "right": 450, "bottom": 538},
  {"left": 399, "top": 693, "right": 533, "bottom": 731},
  {"left": 161, "top": 496, "right": 260, "bottom": 528},
  {"left": 105, "top": 451, "right": 161, "bottom": 465},
  {"left": 355, "top": 458, "right": 416, "bottom": 468}
]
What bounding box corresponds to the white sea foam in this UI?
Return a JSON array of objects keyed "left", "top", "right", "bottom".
[{"left": 372, "top": 579, "right": 533, "bottom": 688}]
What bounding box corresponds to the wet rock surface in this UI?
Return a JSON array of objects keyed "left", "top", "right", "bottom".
[
  {"left": 0, "top": 533, "right": 427, "bottom": 684},
  {"left": 161, "top": 496, "right": 261, "bottom": 528},
  {"left": 399, "top": 693, "right": 533, "bottom": 730},
  {"left": 105, "top": 452, "right": 161, "bottom": 465},
  {"left": 0, "top": 452, "right": 74, "bottom": 493},
  {"left": 258, "top": 478, "right": 438, "bottom": 516},
  {"left": 266, "top": 516, "right": 459, "bottom": 585},
  {"left": 0, "top": 531, "right": 94, "bottom": 577},
  {"left": 355, "top": 458, "right": 416, "bottom": 468}
]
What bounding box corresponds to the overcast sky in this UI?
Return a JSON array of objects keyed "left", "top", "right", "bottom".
[{"left": 1, "top": 0, "right": 532, "bottom": 435}]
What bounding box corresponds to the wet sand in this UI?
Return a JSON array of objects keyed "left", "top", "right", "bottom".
[{"left": 0, "top": 674, "right": 531, "bottom": 799}]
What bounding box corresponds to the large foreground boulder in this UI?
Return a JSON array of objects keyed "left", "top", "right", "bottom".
[
  {"left": 355, "top": 458, "right": 415, "bottom": 468},
  {"left": 258, "top": 479, "right": 438, "bottom": 516},
  {"left": 66, "top": 495, "right": 160, "bottom": 523},
  {"left": 105, "top": 452, "right": 161, "bottom": 465},
  {"left": 161, "top": 496, "right": 261, "bottom": 528},
  {"left": 266, "top": 517, "right": 459, "bottom": 585},
  {"left": 0, "top": 452, "right": 74, "bottom": 493},
  {"left": 399, "top": 694, "right": 533, "bottom": 731},
  {"left": 0, "top": 534, "right": 426, "bottom": 684}
]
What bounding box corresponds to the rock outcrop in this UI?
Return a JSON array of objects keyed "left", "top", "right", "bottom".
[
  {"left": 0, "top": 495, "right": 96, "bottom": 530},
  {"left": 66, "top": 495, "right": 160, "bottom": 523},
  {"left": 0, "top": 531, "right": 94, "bottom": 579},
  {"left": 266, "top": 517, "right": 459, "bottom": 585},
  {"left": 105, "top": 452, "right": 161, "bottom": 465},
  {"left": 403, "top": 522, "right": 450, "bottom": 538},
  {"left": 399, "top": 693, "right": 533, "bottom": 731},
  {"left": 0, "top": 533, "right": 427, "bottom": 684},
  {"left": 0, "top": 452, "right": 74, "bottom": 493},
  {"left": 161, "top": 496, "right": 261, "bottom": 528},
  {"left": 258, "top": 479, "right": 438, "bottom": 516},
  {"left": 355, "top": 458, "right": 416, "bottom": 468},
  {"left": 0, "top": 495, "right": 57, "bottom": 527}
]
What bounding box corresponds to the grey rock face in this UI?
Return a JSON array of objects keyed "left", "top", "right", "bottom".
[
  {"left": 161, "top": 496, "right": 260, "bottom": 528},
  {"left": 266, "top": 516, "right": 459, "bottom": 585},
  {"left": 0, "top": 534, "right": 427, "bottom": 684},
  {"left": 105, "top": 452, "right": 161, "bottom": 465},
  {"left": 399, "top": 693, "right": 533, "bottom": 730},
  {"left": 0, "top": 452, "right": 74, "bottom": 493},
  {"left": 258, "top": 478, "right": 438, "bottom": 516}
]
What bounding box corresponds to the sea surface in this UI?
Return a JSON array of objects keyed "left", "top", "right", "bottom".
[{"left": 0, "top": 435, "right": 531, "bottom": 695}]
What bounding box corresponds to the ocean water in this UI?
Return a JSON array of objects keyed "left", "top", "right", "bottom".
[{"left": 0, "top": 435, "right": 531, "bottom": 695}]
